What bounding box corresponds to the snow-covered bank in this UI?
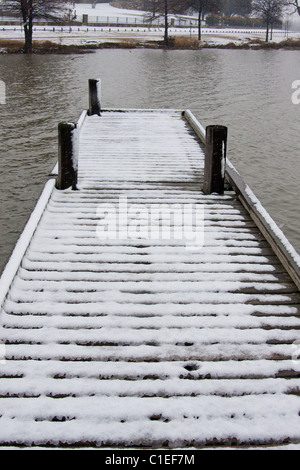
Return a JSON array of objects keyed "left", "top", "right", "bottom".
[
  {"left": 73, "top": 2, "right": 198, "bottom": 25},
  {"left": 0, "top": 3, "right": 299, "bottom": 48},
  {"left": 0, "top": 24, "right": 298, "bottom": 48},
  {"left": 75, "top": 2, "right": 147, "bottom": 19}
]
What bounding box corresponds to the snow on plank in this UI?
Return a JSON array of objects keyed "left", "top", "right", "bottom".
[{"left": 0, "top": 109, "right": 299, "bottom": 448}]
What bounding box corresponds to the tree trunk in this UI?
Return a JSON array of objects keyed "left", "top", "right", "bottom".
[
  {"left": 265, "top": 21, "right": 269, "bottom": 42},
  {"left": 198, "top": 7, "right": 202, "bottom": 41},
  {"left": 164, "top": 0, "right": 168, "bottom": 46},
  {"left": 24, "top": 20, "right": 33, "bottom": 53},
  {"left": 22, "top": 0, "right": 33, "bottom": 54}
]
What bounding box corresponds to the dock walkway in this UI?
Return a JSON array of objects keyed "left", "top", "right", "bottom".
[{"left": 0, "top": 94, "right": 300, "bottom": 447}]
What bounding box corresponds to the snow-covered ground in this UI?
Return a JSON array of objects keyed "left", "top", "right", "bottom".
[
  {"left": 74, "top": 2, "right": 300, "bottom": 31},
  {"left": 0, "top": 3, "right": 300, "bottom": 46},
  {"left": 0, "top": 24, "right": 298, "bottom": 47},
  {"left": 73, "top": 2, "right": 300, "bottom": 29},
  {"left": 74, "top": 2, "right": 148, "bottom": 19}
]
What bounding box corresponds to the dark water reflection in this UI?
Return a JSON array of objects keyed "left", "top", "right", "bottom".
[{"left": 0, "top": 49, "right": 299, "bottom": 273}]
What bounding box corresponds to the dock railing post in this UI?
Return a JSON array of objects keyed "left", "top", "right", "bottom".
[
  {"left": 203, "top": 125, "right": 228, "bottom": 195},
  {"left": 56, "top": 122, "right": 78, "bottom": 190},
  {"left": 88, "top": 78, "right": 101, "bottom": 116}
]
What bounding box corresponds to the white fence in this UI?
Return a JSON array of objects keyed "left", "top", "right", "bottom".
[{"left": 77, "top": 14, "right": 199, "bottom": 27}]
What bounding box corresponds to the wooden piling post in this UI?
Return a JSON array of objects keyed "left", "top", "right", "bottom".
[
  {"left": 88, "top": 79, "right": 101, "bottom": 116},
  {"left": 203, "top": 125, "right": 228, "bottom": 195},
  {"left": 56, "top": 122, "right": 78, "bottom": 190}
]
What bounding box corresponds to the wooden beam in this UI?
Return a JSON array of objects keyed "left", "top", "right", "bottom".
[
  {"left": 203, "top": 125, "right": 228, "bottom": 195},
  {"left": 56, "top": 121, "right": 78, "bottom": 190},
  {"left": 88, "top": 78, "right": 101, "bottom": 116},
  {"left": 183, "top": 109, "right": 300, "bottom": 291},
  {"left": 183, "top": 110, "right": 206, "bottom": 143}
]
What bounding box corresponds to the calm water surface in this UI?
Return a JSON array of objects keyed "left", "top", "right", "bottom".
[{"left": 0, "top": 49, "right": 299, "bottom": 273}]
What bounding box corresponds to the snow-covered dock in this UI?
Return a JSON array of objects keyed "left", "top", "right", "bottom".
[{"left": 0, "top": 83, "right": 300, "bottom": 448}]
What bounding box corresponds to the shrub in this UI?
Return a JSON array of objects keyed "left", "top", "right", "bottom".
[
  {"left": 168, "top": 36, "right": 201, "bottom": 49},
  {"left": 119, "top": 38, "right": 139, "bottom": 48},
  {"left": 206, "top": 15, "right": 220, "bottom": 26},
  {"left": 206, "top": 15, "right": 282, "bottom": 28}
]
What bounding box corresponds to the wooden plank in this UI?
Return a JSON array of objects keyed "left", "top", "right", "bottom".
[
  {"left": 0, "top": 108, "right": 300, "bottom": 448},
  {"left": 203, "top": 125, "right": 228, "bottom": 195}
]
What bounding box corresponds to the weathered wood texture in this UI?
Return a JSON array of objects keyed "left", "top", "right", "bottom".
[
  {"left": 88, "top": 79, "right": 101, "bottom": 116},
  {"left": 203, "top": 125, "right": 227, "bottom": 195},
  {"left": 0, "top": 110, "right": 299, "bottom": 448},
  {"left": 56, "top": 122, "right": 77, "bottom": 190}
]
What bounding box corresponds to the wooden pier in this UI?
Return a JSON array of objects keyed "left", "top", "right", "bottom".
[{"left": 0, "top": 80, "right": 299, "bottom": 448}]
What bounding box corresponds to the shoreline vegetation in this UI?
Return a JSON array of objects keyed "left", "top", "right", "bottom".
[{"left": 1, "top": 37, "right": 300, "bottom": 53}]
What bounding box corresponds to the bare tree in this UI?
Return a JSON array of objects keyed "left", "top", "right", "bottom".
[
  {"left": 188, "top": 0, "right": 221, "bottom": 40},
  {"left": 252, "top": 0, "right": 286, "bottom": 41},
  {"left": 286, "top": 0, "right": 300, "bottom": 14},
  {"left": 3, "top": 0, "right": 69, "bottom": 53},
  {"left": 223, "top": 0, "right": 253, "bottom": 16},
  {"left": 64, "top": 2, "right": 76, "bottom": 23},
  {"left": 144, "top": 0, "right": 187, "bottom": 45},
  {"left": 283, "top": 15, "right": 291, "bottom": 36}
]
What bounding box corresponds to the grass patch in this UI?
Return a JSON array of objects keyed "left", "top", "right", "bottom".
[
  {"left": 246, "top": 38, "right": 300, "bottom": 50},
  {"left": 0, "top": 39, "right": 24, "bottom": 53},
  {"left": 32, "top": 41, "right": 96, "bottom": 54},
  {"left": 118, "top": 38, "right": 139, "bottom": 48},
  {"left": 0, "top": 38, "right": 156, "bottom": 53},
  {"left": 1, "top": 36, "right": 300, "bottom": 54},
  {"left": 167, "top": 36, "right": 201, "bottom": 50},
  {"left": 202, "top": 38, "right": 300, "bottom": 50},
  {"left": 202, "top": 41, "right": 250, "bottom": 49},
  {"left": 273, "top": 38, "right": 300, "bottom": 49},
  {"left": 247, "top": 38, "right": 265, "bottom": 45},
  {"left": 0, "top": 39, "right": 96, "bottom": 54},
  {"left": 0, "top": 39, "right": 24, "bottom": 48}
]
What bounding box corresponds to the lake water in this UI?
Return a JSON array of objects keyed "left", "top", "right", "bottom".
[{"left": 0, "top": 49, "right": 299, "bottom": 274}]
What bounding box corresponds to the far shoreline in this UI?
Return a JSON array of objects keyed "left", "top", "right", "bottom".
[{"left": 1, "top": 37, "right": 300, "bottom": 54}]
